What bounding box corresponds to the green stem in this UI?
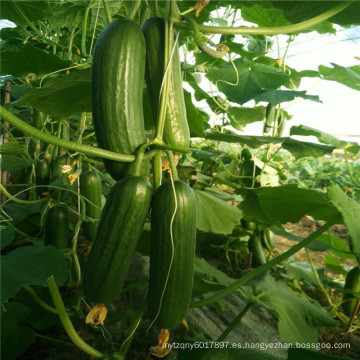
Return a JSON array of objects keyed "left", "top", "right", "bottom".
[
  {"left": 217, "top": 303, "right": 252, "bottom": 341},
  {"left": 305, "top": 249, "right": 333, "bottom": 307},
  {"left": 0, "top": 107, "right": 176, "bottom": 163},
  {"left": 218, "top": 158, "right": 254, "bottom": 180},
  {"left": 166, "top": 151, "right": 179, "bottom": 180},
  {"left": 0, "top": 106, "right": 133, "bottom": 162},
  {"left": 152, "top": 0, "right": 159, "bottom": 17},
  {"left": 67, "top": 27, "right": 76, "bottom": 61},
  {"left": 35, "top": 333, "right": 75, "bottom": 347},
  {"left": 153, "top": 151, "right": 162, "bottom": 190},
  {"left": 174, "top": 2, "right": 353, "bottom": 35},
  {"left": 127, "top": 0, "right": 141, "bottom": 21},
  {"left": 118, "top": 294, "right": 148, "bottom": 359},
  {"left": 190, "top": 216, "right": 340, "bottom": 307},
  {"left": 153, "top": 1, "right": 173, "bottom": 141},
  {"left": 23, "top": 285, "right": 58, "bottom": 314},
  {"left": 102, "top": 0, "right": 112, "bottom": 24},
  {"left": 47, "top": 276, "right": 104, "bottom": 358},
  {"left": 0, "top": 183, "right": 51, "bottom": 205},
  {"left": 81, "top": 5, "right": 90, "bottom": 57},
  {"left": 344, "top": 150, "right": 360, "bottom": 187}
]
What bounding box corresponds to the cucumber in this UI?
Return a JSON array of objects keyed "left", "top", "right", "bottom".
[
  {"left": 80, "top": 171, "right": 102, "bottom": 242},
  {"left": 35, "top": 158, "right": 50, "bottom": 195},
  {"left": 142, "top": 17, "right": 190, "bottom": 149},
  {"left": 149, "top": 180, "right": 196, "bottom": 329},
  {"left": 248, "top": 230, "right": 267, "bottom": 267},
  {"left": 342, "top": 267, "right": 360, "bottom": 317},
  {"left": 44, "top": 204, "right": 69, "bottom": 249},
  {"left": 261, "top": 229, "right": 276, "bottom": 251},
  {"left": 82, "top": 176, "right": 152, "bottom": 303},
  {"left": 50, "top": 156, "right": 68, "bottom": 181},
  {"left": 92, "top": 19, "right": 147, "bottom": 180}
]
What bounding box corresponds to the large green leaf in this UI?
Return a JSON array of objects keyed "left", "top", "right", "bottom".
[
  {"left": 241, "top": 4, "right": 291, "bottom": 27},
  {"left": 1, "top": 245, "right": 68, "bottom": 303},
  {"left": 1, "top": 202, "right": 42, "bottom": 226},
  {"left": 206, "top": 58, "right": 289, "bottom": 105},
  {"left": 1, "top": 155, "right": 33, "bottom": 172},
  {"left": 290, "top": 125, "right": 359, "bottom": 153},
  {"left": 184, "top": 89, "right": 206, "bottom": 137},
  {"left": 255, "top": 89, "right": 321, "bottom": 105},
  {"left": 0, "top": 227, "right": 15, "bottom": 250},
  {"left": 204, "top": 132, "right": 334, "bottom": 159},
  {"left": 228, "top": 106, "right": 265, "bottom": 129},
  {"left": 240, "top": 276, "right": 339, "bottom": 344},
  {"left": 1, "top": 1, "right": 51, "bottom": 26},
  {"left": 327, "top": 184, "right": 360, "bottom": 262},
  {"left": 17, "top": 70, "right": 91, "bottom": 118},
  {"left": 239, "top": 185, "right": 340, "bottom": 225},
  {"left": 194, "top": 190, "right": 242, "bottom": 234},
  {"left": 1, "top": 302, "right": 35, "bottom": 360},
  {"left": 0, "top": 45, "right": 71, "bottom": 77},
  {"left": 319, "top": 63, "right": 360, "bottom": 91}
]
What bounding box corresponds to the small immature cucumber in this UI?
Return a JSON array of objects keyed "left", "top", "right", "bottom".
[
  {"left": 92, "top": 19, "right": 147, "bottom": 180},
  {"left": 142, "top": 17, "right": 190, "bottom": 150},
  {"left": 50, "top": 156, "right": 68, "bottom": 181},
  {"left": 44, "top": 204, "right": 69, "bottom": 249},
  {"left": 248, "top": 230, "right": 267, "bottom": 267},
  {"left": 149, "top": 180, "right": 196, "bottom": 329},
  {"left": 342, "top": 267, "right": 360, "bottom": 317},
  {"left": 35, "top": 158, "right": 50, "bottom": 195},
  {"left": 80, "top": 171, "right": 102, "bottom": 242},
  {"left": 82, "top": 176, "right": 152, "bottom": 304}
]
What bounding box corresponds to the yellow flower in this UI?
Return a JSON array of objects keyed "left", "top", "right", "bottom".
[
  {"left": 45, "top": 153, "right": 51, "bottom": 159},
  {"left": 149, "top": 329, "right": 171, "bottom": 358},
  {"left": 194, "top": 0, "right": 209, "bottom": 17},
  {"left": 86, "top": 304, "right": 108, "bottom": 326},
  {"left": 68, "top": 173, "right": 78, "bottom": 185}
]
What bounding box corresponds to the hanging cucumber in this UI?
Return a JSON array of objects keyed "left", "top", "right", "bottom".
[
  {"left": 92, "top": 19, "right": 147, "bottom": 180},
  {"left": 248, "top": 230, "right": 267, "bottom": 267},
  {"left": 82, "top": 176, "right": 152, "bottom": 304},
  {"left": 261, "top": 229, "right": 276, "bottom": 251},
  {"left": 35, "top": 158, "right": 50, "bottom": 196},
  {"left": 142, "top": 17, "right": 190, "bottom": 150},
  {"left": 149, "top": 180, "right": 196, "bottom": 329},
  {"left": 342, "top": 267, "right": 360, "bottom": 317},
  {"left": 44, "top": 204, "right": 69, "bottom": 249},
  {"left": 80, "top": 171, "right": 102, "bottom": 242}
]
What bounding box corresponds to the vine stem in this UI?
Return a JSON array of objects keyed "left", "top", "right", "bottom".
[
  {"left": 118, "top": 294, "right": 148, "bottom": 359},
  {"left": 217, "top": 303, "right": 252, "bottom": 341},
  {"left": 166, "top": 150, "right": 179, "bottom": 180},
  {"left": 81, "top": 5, "right": 90, "bottom": 57},
  {"left": 23, "top": 285, "right": 58, "bottom": 314},
  {"left": 0, "top": 183, "right": 52, "bottom": 205},
  {"left": 153, "top": 0, "right": 175, "bottom": 141},
  {"left": 127, "top": 0, "right": 141, "bottom": 21},
  {"left": 47, "top": 276, "right": 104, "bottom": 358},
  {"left": 102, "top": 0, "right": 112, "bottom": 24},
  {"left": 0, "top": 107, "right": 186, "bottom": 162},
  {"left": 174, "top": 2, "right": 352, "bottom": 35},
  {"left": 190, "top": 216, "right": 340, "bottom": 307}
]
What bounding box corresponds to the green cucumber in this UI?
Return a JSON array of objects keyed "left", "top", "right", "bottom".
[
  {"left": 92, "top": 19, "right": 147, "bottom": 180},
  {"left": 261, "top": 229, "right": 276, "bottom": 251},
  {"left": 35, "top": 158, "right": 50, "bottom": 195},
  {"left": 82, "top": 176, "right": 152, "bottom": 303},
  {"left": 142, "top": 17, "right": 190, "bottom": 149},
  {"left": 342, "top": 267, "right": 360, "bottom": 317},
  {"left": 248, "top": 230, "right": 267, "bottom": 267},
  {"left": 149, "top": 180, "right": 196, "bottom": 329},
  {"left": 44, "top": 204, "right": 69, "bottom": 249},
  {"left": 50, "top": 156, "right": 68, "bottom": 181},
  {"left": 80, "top": 171, "right": 102, "bottom": 242}
]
